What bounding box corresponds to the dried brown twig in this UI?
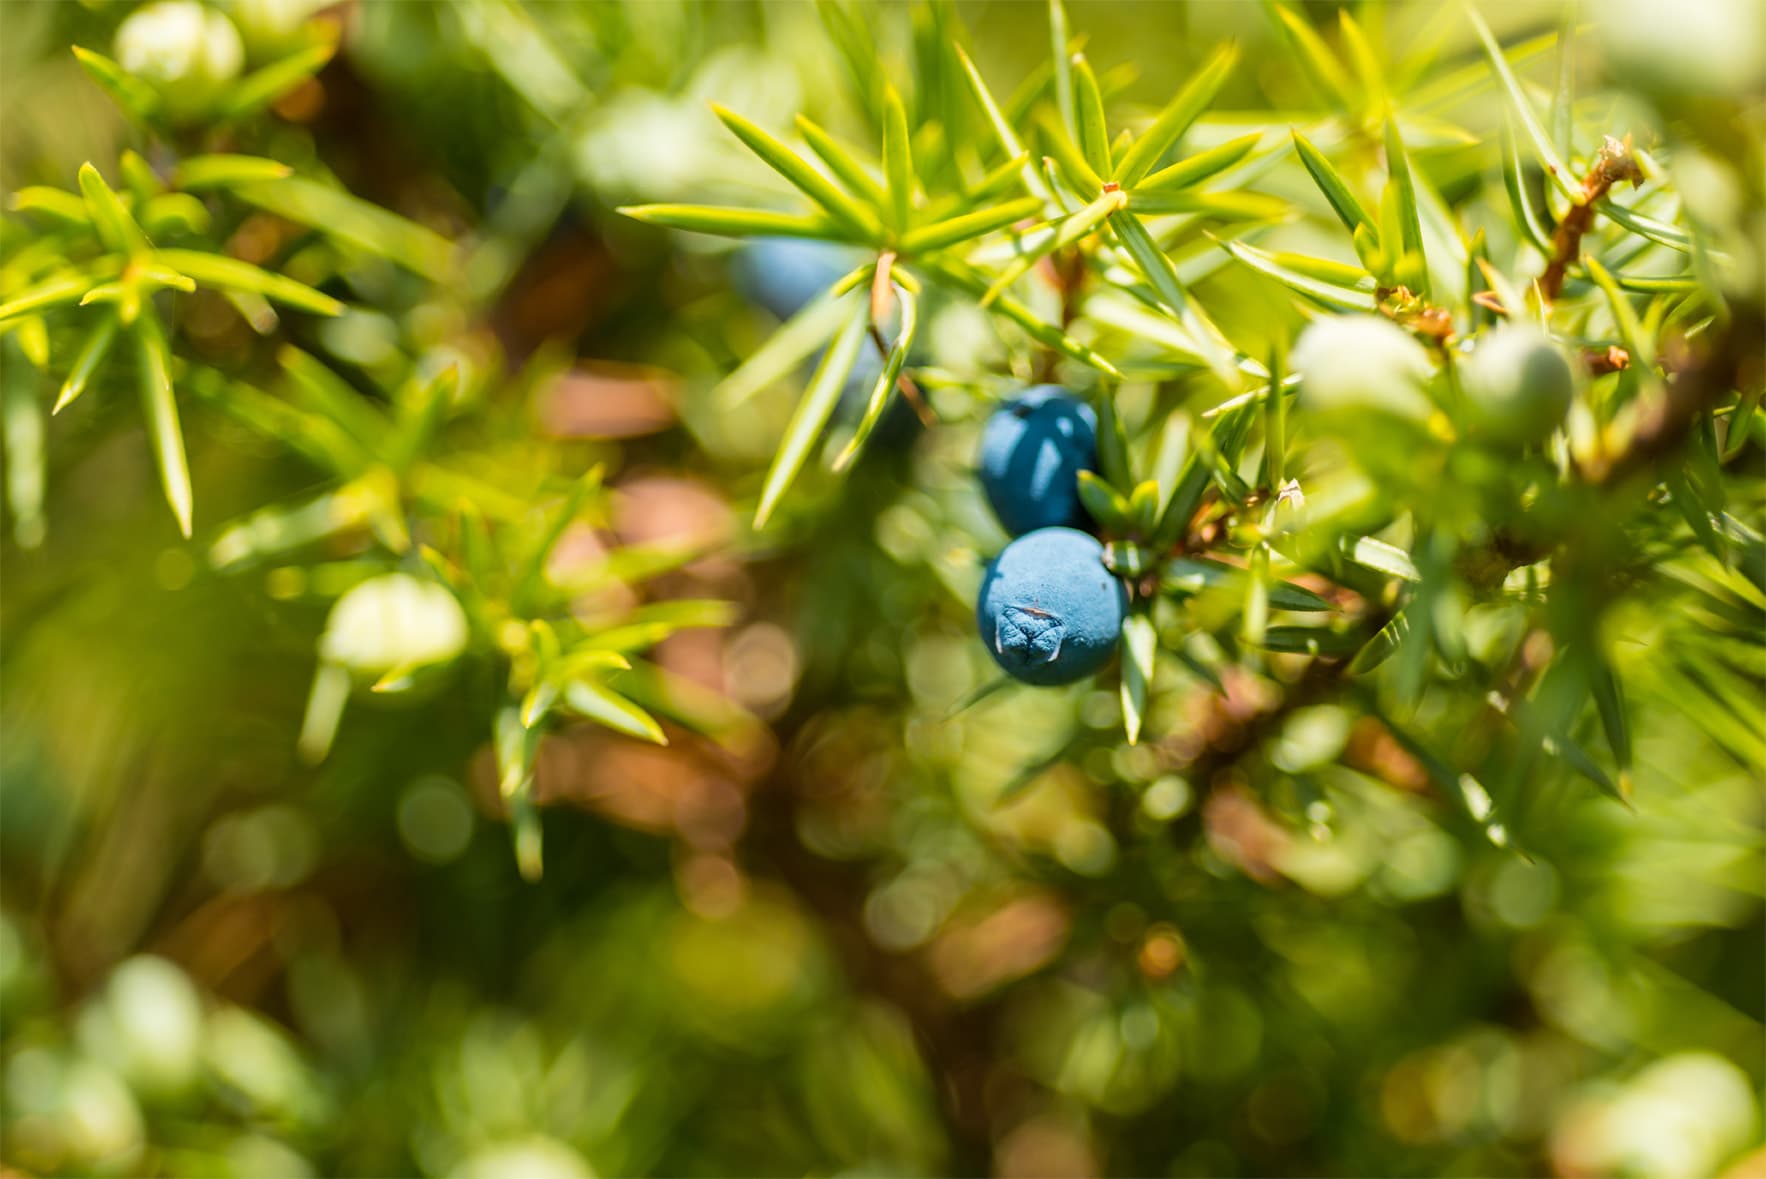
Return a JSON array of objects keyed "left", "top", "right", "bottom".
[{"left": 1538, "top": 135, "right": 1644, "bottom": 303}]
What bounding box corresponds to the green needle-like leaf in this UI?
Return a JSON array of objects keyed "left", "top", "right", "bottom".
[
  {"left": 1263, "top": 343, "right": 1287, "bottom": 486},
  {"left": 173, "top": 155, "right": 293, "bottom": 190},
  {"left": 1348, "top": 611, "right": 1409, "bottom": 673},
  {"left": 1094, "top": 392, "right": 1132, "bottom": 489},
  {"left": 712, "top": 104, "right": 882, "bottom": 239},
  {"left": 207, "top": 484, "right": 378, "bottom": 569},
  {"left": 279, "top": 346, "right": 389, "bottom": 448},
  {"left": 1373, "top": 704, "right": 1512, "bottom": 847},
  {"left": 1134, "top": 132, "right": 1261, "bottom": 194},
  {"left": 185, "top": 368, "right": 359, "bottom": 473},
  {"left": 236, "top": 176, "right": 457, "bottom": 280},
  {"left": 754, "top": 295, "right": 870, "bottom": 527},
  {"left": 1501, "top": 121, "right": 1554, "bottom": 254},
  {"left": 1072, "top": 55, "right": 1112, "bottom": 178},
  {"left": 1599, "top": 200, "right": 1692, "bottom": 254},
  {"left": 619, "top": 204, "right": 846, "bottom": 241},
  {"left": 1114, "top": 43, "right": 1239, "bottom": 186},
  {"left": 54, "top": 314, "right": 118, "bottom": 413},
  {"left": 1127, "top": 190, "right": 1288, "bottom": 220},
  {"left": 133, "top": 313, "right": 192, "bottom": 537},
  {"left": 899, "top": 196, "right": 1042, "bottom": 254},
  {"left": 70, "top": 46, "right": 159, "bottom": 121},
  {"left": 1218, "top": 238, "right": 1378, "bottom": 312},
  {"left": 965, "top": 152, "right": 1035, "bottom": 205},
  {"left": 153, "top": 249, "right": 344, "bottom": 316},
  {"left": 519, "top": 679, "right": 559, "bottom": 730},
  {"left": 515, "top": 466, "right": 603, "bottom": 612},
  {"left": 1037, "top": 110, "right": 1107, "bottom": 195},
  {"left": 583, "top": 601, "right": 738, "bottom": 654},
  {"left": 1163, "top": 557, "right": 1332, "bottom": 612},
  {"left": 1268, "top": 3, "right": 1358, "bottom": 110},
  {"left": 219, "top": 39, "right": 337, "bottom": 120},
  {"left": 921, "top": 256, "right": 1121, "bottom": 376},
  {"left": 1076, "top": 471, "right": 1132, "bottom": 531},
  {"left": 10, "top": 187, "right": 92, "bottom": 227},
  {"left": 1120, "top": 611, "right": 1156, "bottom": 745},
  {"left": 1585, "top": 256, "right": 1652, "bottom": 368},
  {"left": 715, "top": 290, "right": 852, "bottom": 410},
  {"left": 0, "top": 273, "right": 92, "bottom": 325},
  {"left": 796, "top": 116, "right": 888, "bottom": 208},
  {"left": 954, "top": 45, "right": 1049, "bottom": 201},
  {"left": 1112, "top": 212, "right": 1240, "bottom": 386},
  {"left": 882, "top": 86, "right": 915, "bottom": 232},
  {"left": 1341, "top": 535, "right": 1421, "bottom": 582},
  {"left": 836, "top": 286, "right": 918, "bottom": 470},
  {"left": 815, "top": 0, "right": 885, "bottom": 132},
  {"left": 1337, "top": 10, "right": 1385, "bottom": 106},
  {"left": 78, "top": 164, "right": 150, "bottom": 257},
  {"left": 1, "top": 337, "right": 45, "bottom": 549},
  {"left": 1466, "top": 3, "right": 1579, "bottom": 201},
  {"left": 1552, "top": 9, "right": 1576, "bottom": 162},
  {"left": 1048, "top": 0, "right": 1076, "bottom": 135},
  {"left": 1383, "top": 115, "right": 1428, "bottom": 295},
  {"left": 564, "top": 679, "right": 669, "bottom": 745},
  {"left": 1292, "top": 130, "right": 1377, "bottom": 239},
  {"left": 1152, "top": 451, "right": 1210, "bottom": 549},
  {"left": 1257, "top": 626, "right": 1364, "bottom": 657},
  {"left": 121, "top": 154, "right": 168, "bottom": 202},
  {"left": 1242, "top": 545, "right": 1271, "bottom": 645},
  {"left": 982, "top": 189, "right": 1124, "bottom": 305},
  {"left": 1585, "top": 652, "right": 1632, "bottom": 772}
]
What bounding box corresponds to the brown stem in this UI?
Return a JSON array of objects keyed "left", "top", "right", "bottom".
[
  {"left": 1581, "top": 345, "right": 1631, "bottom": 377},
  {"left": 1582, "top": 300, "right": 1763, "bottom": 484},
  {"left": 1034, "top": 248, "right": 1090, "bottom": 383},
  {"left": 1537, "top": 135, "right": 1643, "bottom": 303},
  {"left": 868, "top": 324, "right": 935, "bottom": 427},
  {"left": 868, "top": 251, "right": 935, "bottom": 427}
]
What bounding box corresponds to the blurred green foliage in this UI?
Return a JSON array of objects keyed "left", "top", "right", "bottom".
[{"left": 1, "top": 1, "right": 1762, "bottom": 1177}]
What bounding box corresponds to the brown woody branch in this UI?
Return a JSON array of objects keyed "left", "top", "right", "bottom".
[
  {"left": 1581, "top": 300, "right": 1764, "bottom": 484},
  {"left": 1538, "top": 135, "right": 1643, "bottom": 303}
]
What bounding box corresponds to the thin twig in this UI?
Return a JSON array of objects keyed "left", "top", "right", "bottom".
[
  {"left": 868, "top": 249, "right": 934, "bottom": 426},
  {"left": 1538, "top": 135, "right": 1643, "bottom": 303}
]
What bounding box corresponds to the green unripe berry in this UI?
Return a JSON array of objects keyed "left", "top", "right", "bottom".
[
  {"left": 226, "top": 0, "right": 327, "bottom": 63},
  {"left": 1291, "top": 314, "right": 1435, "bottom": 423},
  {"left": 321, "top": 573, "right": 468, "bottom": 677},
  {"left": 115, "top": 1, "right": 244, "bottom": 124},
  {"left": 81, "top": 957, "right": 204, "bottom": 1097},
  {"left": 1460, "top": 325, "right": 1575, "bottom": 446}
]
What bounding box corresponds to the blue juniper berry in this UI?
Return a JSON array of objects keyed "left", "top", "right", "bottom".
[
  {"left": 977, "top": 527, "right": 1128, "bottom": 685},
  {"left": 977, "top": 385, "right": 1099, "bottom": 537}
]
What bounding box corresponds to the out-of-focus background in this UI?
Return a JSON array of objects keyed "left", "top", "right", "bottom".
[{"left": 2, "top": 1, "right": 1762, "bottom": 1176}]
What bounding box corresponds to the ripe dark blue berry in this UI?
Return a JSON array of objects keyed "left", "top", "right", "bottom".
[
  {"left": 977, "top": 385, "right": 1099, "bottom": 537},
  {"left": 977, "top": 527, "right": 1127, "bottom": 686}
]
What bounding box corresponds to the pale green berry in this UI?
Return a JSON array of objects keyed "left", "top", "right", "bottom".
[
  {"left": 1460, "top": 325, "right": 1574, "bottom": 446},
  {"left": 226, "top": 0, "right": 326, "bottom": 63},
  {"left": 81, "top": 957, "right": 204, "bottom": 1097},
  {"left": 1292, "top": 314, "right": 1435, "bottom": 423},
  {"left": 321, "top": 573, "right": 468, "bottom": 676},
  {"left": 115, "top": 1, "right": 244, "bottom": 123}
]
